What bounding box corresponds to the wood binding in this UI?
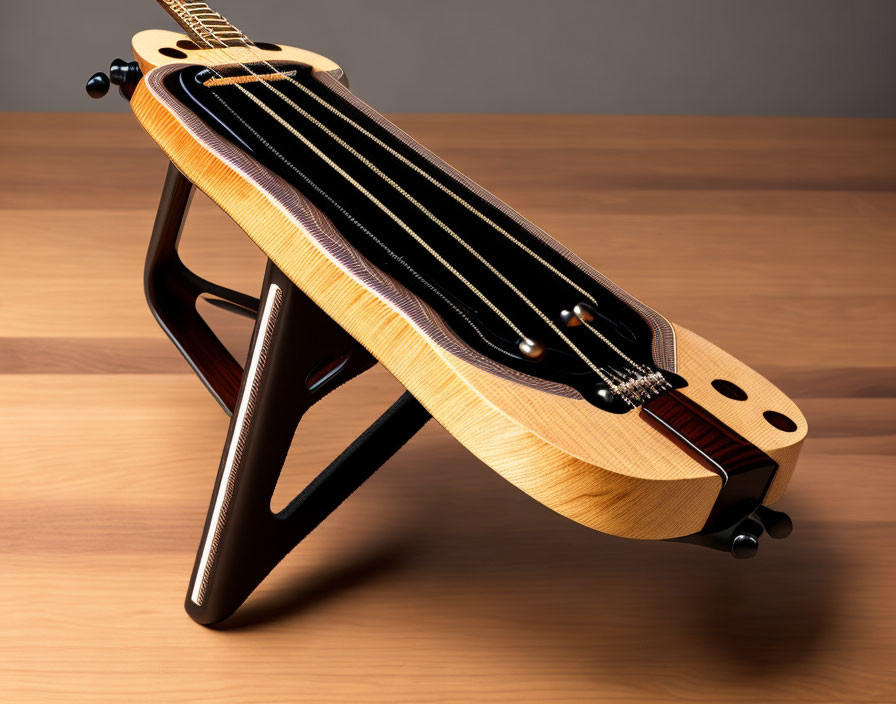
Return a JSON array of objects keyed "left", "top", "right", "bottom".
[{"left": 127, "top": 31, "right": 807, "bottom": 540}]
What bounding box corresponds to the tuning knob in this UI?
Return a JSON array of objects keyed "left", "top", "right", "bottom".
[
  {"left": 85, "top": 72, "right": 110, "bottom": 99},
  {"left": 110, "top": 59, "right": 143, "bottom": 100},
  {"left": 731, "top": 532, "right": 759, "bottom": 559},
  {"left": 730, "top": 518, "right": 763, "bottom": 559},
  {"left": 109, "top": 58, "right": 130, "bottom": 86},
  {"left": 86, "top": 58, "right": 142, "bottom": 101}
]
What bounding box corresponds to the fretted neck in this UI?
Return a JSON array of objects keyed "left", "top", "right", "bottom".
[{"left": 156, "top": 0, "right": 252, "bottom": 48}]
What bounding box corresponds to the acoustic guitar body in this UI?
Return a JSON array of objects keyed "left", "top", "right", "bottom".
[{"left": 127, "top": 29, "right": 806, "bottom": 541}]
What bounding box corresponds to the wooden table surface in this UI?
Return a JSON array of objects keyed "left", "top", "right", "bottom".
[{"left": 1, "top": 113, "right": 894, "bottom": 703}]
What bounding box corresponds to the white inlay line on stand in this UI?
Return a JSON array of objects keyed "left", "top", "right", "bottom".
[{"left": 190, "top": 282, "right": 282, "bottom": 605}]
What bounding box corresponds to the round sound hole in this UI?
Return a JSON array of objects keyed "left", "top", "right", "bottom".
[
  {"left": 159, "top": 47, "right": 189, "bottom": 59},
  {"left": 254, "top": 42, "right": 283, "bottom": 52},
  {"left": 763, "top": 410, "right": 798, "bottom": 432},
  {"left": 176, "top": 40, "right": 200, "bottom": 50},
  {"left": 711, "top": 379, "right": 748, "bottom": 401}
]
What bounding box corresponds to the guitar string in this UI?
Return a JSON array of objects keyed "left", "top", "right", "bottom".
[
  {"left": 175, "top": 16, "right": 674, "bottom": 401},
  {"left": 174, "top": 11, "right": 525, "bottom": 357},
  {"left": 191, "top": 51, "right": 674, "bottom": 404},
  {"left": 241, "top": 74, "right": 668, "bottom": 396},
  {"left": 196, "top": 69, "right": 519, "bottom": 361},
  {"left": 176, "top": 17, "right": 555, "bottom": 357},
  {"left": 173, "top": 8, "right": 665, "bottom": 395},
  {"left": 237, "top": 54, "right": 599, "bottom": 303},
  {"left": 174, "top": 5, "right": 593, "bottom": 313},
  {"left": 219, "top": 59, "right": 656, "bottom": 378},
  {"left": 171, "top": 18, "right": 526, "bottom": 360},
  {"left": 225, "top": 75, "right": 622, "bottom": 380},
  {"left": 180, "top": 4, "right": 609, "bottom": 330},
  {"left": 223, "top": 46, "right": 655, "bottom": 375},
  {"left": 176, "top": 15, "right": 615, "bottom": 382}
]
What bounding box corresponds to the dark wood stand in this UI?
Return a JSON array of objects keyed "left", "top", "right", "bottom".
[
  {"left": 143, "top": 159, "right": 795, "bottom": 624},
  {"left": 146, "top": 163, "right": 431, "bottom": 625}
]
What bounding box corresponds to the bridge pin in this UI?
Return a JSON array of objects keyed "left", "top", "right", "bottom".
[
  {"left": 573, "top": 303, "right": 596, "bottom": 323},
  {"left": 518, "top": 338, "right": 545, "bottom": 360}
]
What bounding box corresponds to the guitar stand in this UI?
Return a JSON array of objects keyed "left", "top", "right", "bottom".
[
  {"left": 145, "top": 161, "right": 796, "bottom": 625},
  {"left": 144, "top": 158, "right": 796, "bottom": 626},
  {"left": 146, "top": 162, "right": 432, "bottom": 625}
]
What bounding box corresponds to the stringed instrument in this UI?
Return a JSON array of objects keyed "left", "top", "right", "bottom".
[{"left": 86, "top": 1, "right": 806, "bottom": 624}]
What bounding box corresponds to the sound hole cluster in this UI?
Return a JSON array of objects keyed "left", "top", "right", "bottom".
[{"left": 711, "top": 378, "right": 797, "bottom": 432}]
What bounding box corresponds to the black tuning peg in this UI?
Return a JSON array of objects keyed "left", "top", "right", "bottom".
[
  {"left": 86, "top": 59, "right": 143, "bottom": 101},
  {"left": 730, "top": 518, "right": 763, "bottom": 559},
  {"left": 669, "top": 508, "right": 792, "bottom": 558},
  {"left": 86, "top": 72, "right": 110, "bottom": 99},
  {"left": 109, "top": 58, "right": 130, "bottom": 86},
  {"left": 753, "top": 505, "right": 793, "bottom": 539},
  {"left": 109, "top": 58, "right": 143, "bottom": 100}
]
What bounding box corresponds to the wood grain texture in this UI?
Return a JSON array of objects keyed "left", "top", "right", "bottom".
[
  {"left": 123, "top": 46, "right": 805, "bottom": 539},
  {"left": 0, "top": 113, "right": 894, "bottom": 703}
]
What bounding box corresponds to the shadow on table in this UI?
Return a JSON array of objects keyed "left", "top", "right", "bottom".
[
  {"left": 212, "top": 534, "right": 419, "bottom": 631},
  {"left": 211, "top": 443, "right": 843, "bottom": 683}
]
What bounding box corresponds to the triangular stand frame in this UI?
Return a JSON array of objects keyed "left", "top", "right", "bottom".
[{"left": 145, "top": 162, "right": 432, "bottom": 625}]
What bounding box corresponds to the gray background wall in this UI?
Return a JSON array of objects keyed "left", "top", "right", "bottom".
[{"left": 1, "top": 0, "right": 893, "bottom": 115}]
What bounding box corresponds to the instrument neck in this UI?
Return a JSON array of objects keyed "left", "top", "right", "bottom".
[{"left": 156, "top": 0, "right": 251, "bottom": 48}]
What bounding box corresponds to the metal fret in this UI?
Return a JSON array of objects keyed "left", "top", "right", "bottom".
[{"left": 156, "top": 0, "right": 251, "bottom": 48}]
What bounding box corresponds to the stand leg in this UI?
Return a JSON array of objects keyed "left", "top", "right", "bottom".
[
  {"left": 184, "top": 263, "right": 431, "bottom": 625},
  {"left": 143, "top": 162, "right": 433, "bottom": 624},
  {"left": 145, "top": 163, "right": 260, "bottom": 414}
]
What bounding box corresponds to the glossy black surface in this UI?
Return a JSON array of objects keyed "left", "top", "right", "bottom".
[
  {"left": 107, "top": 58, "right": 143, "bottom": 100},
  {"left": 85, "top": 72, "right": 110, "bottom": 99},
  {"left": 162, "top": 61, "right": 673, "bottom": 411},
  {"left": 108, "top": 58, "right": 130, "bottom": 85},
  {"left": 144, "top": 163, "right": 258, "bottom": 413},
  {"left": 730, "top": 530, "right": 760, "bottom": 559}
]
